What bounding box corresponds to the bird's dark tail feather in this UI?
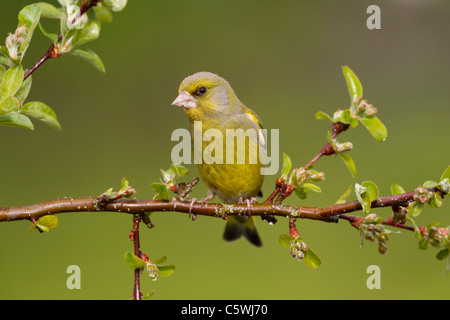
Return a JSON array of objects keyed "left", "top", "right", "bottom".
[{"left": 223, "top": 216, "right": 262, "bottom": 247}]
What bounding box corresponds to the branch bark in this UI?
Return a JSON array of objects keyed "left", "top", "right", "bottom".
[{"left": 0, "top": 189, "right": 426, "bottom": 230}]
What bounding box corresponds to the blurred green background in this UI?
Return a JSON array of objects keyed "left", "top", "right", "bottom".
[{"left": 1, "top": 0, "right": 449, "bottom": 300}]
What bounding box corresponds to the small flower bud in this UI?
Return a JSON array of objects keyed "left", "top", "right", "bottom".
[
  {"left": 295, "top": 167, "right": 308, "bottom": 185},
  {"left": 374, "top": 224, "right": 384, "bottom": 233},
  {"left": 378, "top": 243, "right": 388, "bottom": 254},
  {"left": 15, "top": 25, "right": 28, "bottom": 38},
  {"left": 296, "top": 250, "right": 305, "bottom": 261},
  {"left": 336, "top": 141, "right": 353, "bottom": 153},
  {"left": 146, "top": 263, "right": 159, "bottom": 281},
  {"left": 365, "top": 104, "right": 377, "bottom": 116},
  {"left": 364, "top": 231, "right": 375, "bottom": 241},
  {"left": 309, "top": 171, "right": 325, "bottom": 181},
  {"left": 353, "top": 97, "right": 363, "bottom": 105},
  {"left": 364, "top": 214, "right": 379, "bottom": 224},
  {"left": 5, "top": 25, "right": 28, "bottom": 60},
  {"left": 357, "top": 99, "right": 368, "bottom": 113},
  {"left": 66, "top": 5, "right": 88, "bottom": 30},
  {"left": 439, "top": 178, "right": 450, "bottom": 193},
  {"left": 333, "top": 109, "right": 343, "bottom": 120}
]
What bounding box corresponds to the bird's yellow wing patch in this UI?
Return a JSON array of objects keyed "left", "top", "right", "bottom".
[{"left": 244, "top": 109, "right": 266, "bottom": 148}]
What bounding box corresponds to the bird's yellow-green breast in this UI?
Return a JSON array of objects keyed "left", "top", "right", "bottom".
[{"left": 172, "top": 71, "right": 264, "bottom": 247}]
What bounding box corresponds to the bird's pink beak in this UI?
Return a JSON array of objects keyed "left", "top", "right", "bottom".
[{"left": 171, "top": 91, "right": 197, "bottom": 109}]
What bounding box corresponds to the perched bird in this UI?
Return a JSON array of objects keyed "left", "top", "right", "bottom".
[{"left": 171, "top": 72, "right": 265, "bottom": 247}]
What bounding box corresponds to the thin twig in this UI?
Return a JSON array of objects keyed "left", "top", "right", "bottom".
[
  {"left": 131, "top": 215, "right": 142, "bottom": 300},
  {"left": 264, "top": 121, "right": 350, "bottom": 204},
  {"left": 23, "top": 0, "right": 100, "bottom": 80}
]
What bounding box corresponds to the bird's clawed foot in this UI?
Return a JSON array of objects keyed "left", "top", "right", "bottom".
[
  {"left": 239, "top": 197, "right": 258, "bottom": 220},
  {"left": 188, "top": 190, "right": 216, "bottom": 218}
]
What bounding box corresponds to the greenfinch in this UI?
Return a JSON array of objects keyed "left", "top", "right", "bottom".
[{"left": 171, "top": 72, "right": 264, "bottom": 247}]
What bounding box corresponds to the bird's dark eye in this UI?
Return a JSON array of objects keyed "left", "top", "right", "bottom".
[{"left": 196, "top": 86, "right": 207, "bottom": 96}]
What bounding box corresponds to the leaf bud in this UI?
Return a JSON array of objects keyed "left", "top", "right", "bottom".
[
  {"left": 5, "top": 25, "right": 28, "bottom": 60},
  {"left": 103, "top": 0, "right": 128, "bottom": 12},
  {"left": 336, "top": 141, "right": 353, "bottom": 153}
]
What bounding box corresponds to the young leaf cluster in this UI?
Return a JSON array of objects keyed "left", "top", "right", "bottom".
[
  {"left": 28, "top": 215, "right": 58, "bottom": 233},
  {"left": 124, "top": 252, "right": 175, "bottom": 281},
  {"left": 358, "top": 213, "right": 398, "bottom": 254},
  {"left": 0, "top": 1, "right": 127, "bottom": 131},
  {"left": 151, "top": 164, "right": 189, "bottom": 201},
  {"left": 279, "top": 234, "right": 321, "bottom": 269},
  {"left": 316, "top": 66, "right": 388, "bottom": 177},
  {"left": 280, "top": 153, "right": 325, "bottom": 200}
]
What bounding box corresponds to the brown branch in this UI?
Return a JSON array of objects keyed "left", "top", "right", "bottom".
[{"left": 0, "top": 189, "right": 437, "bottom": 234}]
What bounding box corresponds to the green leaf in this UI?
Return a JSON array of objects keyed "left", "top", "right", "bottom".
[
  {"left": 14, "top": 74, "right": 32, "bottom": 104},
  {"left": 355, "top": 181, "right": 378, "bottom": 213},
  {"left": 0, "top": 64, "right": 6, "bottom": 83},
  {"left": 124, "top": 252, "right": 146, "bottom": 270},
  {"left": 1, "top": 97, "right": 21, "bottom": 113},
  {"left": 406, "top": 216, "right": 422, "bottom": 239},
  {"left": 279, "top": 234, "right": 294, "bottom": 248},
  {"left": 37, "top": 215, "right": 58, "bottom": 231},
  {"left": 359, "top": 116, "right": 387, "bottom": 142},
  {"left": 160, "top": 169, "right": 175, "bottom": 183},
  {"left": 315, "top": 111, "right": 332, "bottom": 121},
  {"left": 418, "top": 238, "right": 429, "bottom": 250},
  {"left": 141, "top": 290, "right": 156, "bottom": 299},
  {"left": 72, "top": 21, "right": 100, "bottom": 47},
  {"left": 150, "top": 182, "right": 170, "bottom": 201},
  {"left": 37, "top": 23, "right": 59, "bottom": 44},
  {"left": 103, "top": 0, "right": 128, "bottom": 12},
  {"left": 0, "top": 112, "right": 34, "bottom": 130},
  {"left": 156, "top": 265, "right": 175, "bottom": 277},
  {"left": 0, "top": 55, "right": 10, "bottom": 68},
  {"left": 70, "top": 48, "right": 106, "bottom": 73},
  {"left": 171, "top": 163, "right": 189, "bottom": 177},
  {"left": 0, "top": 64, "right": 24, "bottom": 105},
  {"left": 21, "top": 101, "right": 61, "bottom": 131},
  {"left": 354, "top": 183, "right": 367, "bottom": 210},
  {"left": 293, "top": 187, "right": 308, "bottom": 200},
  {"left": 423, "top": 180, "right": 438, "bottom": 188},
  {"left": 18, "top": 4, "right": 42, "bottom": 60},
  {"left": 340, "top": 153, "right": 356, "bottom": 178},
  {"left": 326, "top": 130, "right": 336, "bottom": 147},
  {"left": 428, "top": 193, "right": 443, "bottom": 208},
  {"left": 152, "top": 256, "right": 168, "bottom": 265},
  {"left": 391, "top": 183, "right": 406, "bottom": 195},
  {"left": 334, "top": 109, "right": 358, "bottom": 128},
  {"left": 29, "top": 215, "right": 58, "bottom": 232},
  {"left": 440, "top": 166, "right": 450, "bottom": 182},
  {"left": 335, "top": 186, "right": 352, "bottom": 204},
  {"left": 302, "top": 182, "right": 321, "bottom": 193},
  {"left": 342, "top": 65, "right": 363, "bottom": 102},
  {"left": 93, "top": 6, "right": 114, "bottom": 24},
  {"left": 281, "top": 153, "right": 292, "bottom": 177},
  {"left": 59, "top": 10, "right": 71, "bottom": 42},
  {"left": 121, "top": 177, "right": 129, "bottom": 189},
  {"left": 436, "top": 248, "right": 449, "bottom": 260},
  {"left": 37, "top": 2, "right": 62, "bottom": 19},
  {"left": 303, "top": 247, "right": 321, "bottom": 269},
  {"left": 362, "top": 181, "right": 379, "bottom": 202},
  {"left": 408, "top": 201, "right": 423, "bottom": 217}
]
